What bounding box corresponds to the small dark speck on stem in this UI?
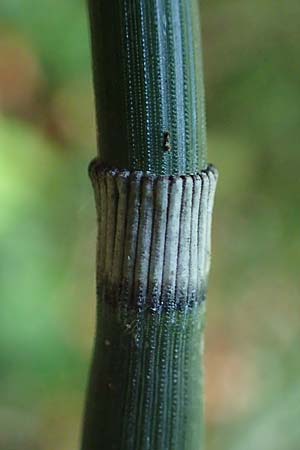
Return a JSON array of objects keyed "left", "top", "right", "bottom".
[{"left": 163, "top": 131, "right": 172, "bottom": 152}]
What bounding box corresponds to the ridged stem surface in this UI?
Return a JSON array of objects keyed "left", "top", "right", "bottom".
[
  {"left": 84, "top": 1, "right": 216, "bottom": 448},
  {"left": 88, "top": 0, "right": 207, "bottom": 175}
]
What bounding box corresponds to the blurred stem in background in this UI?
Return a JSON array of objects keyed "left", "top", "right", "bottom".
[{"left": 81, "top": 1, "right": 217, "bottom": 450}]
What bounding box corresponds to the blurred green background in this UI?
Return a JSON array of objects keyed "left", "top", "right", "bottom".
[{"left": 0, "top": 1, "right": 299, "bottom": 449}]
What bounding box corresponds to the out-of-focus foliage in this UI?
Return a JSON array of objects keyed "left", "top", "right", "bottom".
[{"left": 0, "top": 0, "right": 299, "bottom": 449}]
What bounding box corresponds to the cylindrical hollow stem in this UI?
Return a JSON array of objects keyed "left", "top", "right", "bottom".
[
  {"left": 88, "top": 0, "right": 207, "bottom": 175},
  {"left": 81, "top": 161, "right": 218, "bottom": 450},
  {"left": 83, "top": 1, "right": 217, "bottom": 448}
]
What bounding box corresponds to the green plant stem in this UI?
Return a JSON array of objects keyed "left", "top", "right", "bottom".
[
  {"left": 82, "top": 1, "right": 217, "bottom": 450},
  {"left": 83, "top": 303, "right": 205, "bottom": 450},
  {"left": 88, "top": 0, "right": 207, "bottom": 175}
]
